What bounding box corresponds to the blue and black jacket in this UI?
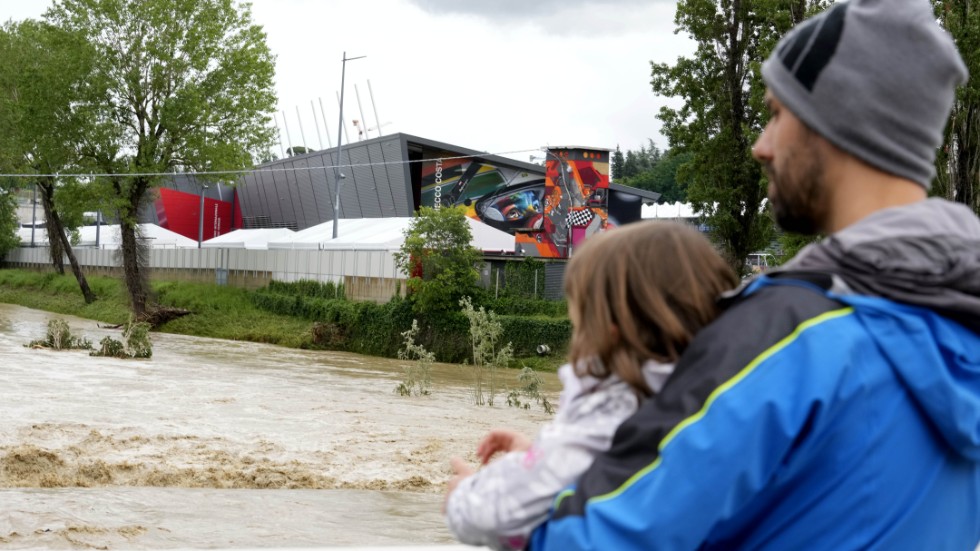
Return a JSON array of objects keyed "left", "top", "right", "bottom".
[{"left": 531, "top": 199, "right": 980, "bottom": 550}]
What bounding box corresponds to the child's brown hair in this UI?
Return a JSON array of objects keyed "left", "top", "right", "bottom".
[{"left": 564, "top": 221, "right": 737, "bottom": 397}]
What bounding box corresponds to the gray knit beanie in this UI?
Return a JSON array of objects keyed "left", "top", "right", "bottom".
[{"left": 761, "top": 0, "right": 967, "bottom": 189}]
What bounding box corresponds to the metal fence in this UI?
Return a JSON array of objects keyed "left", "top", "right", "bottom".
[
  {"left": 4, "top": 246, "right": 406, "bottom": 302},
  {"left": 4, "top": 247, "right": 567, "bottom": 303}
]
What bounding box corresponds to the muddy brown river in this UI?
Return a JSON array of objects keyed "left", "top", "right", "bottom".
[{"left": 0, "top": 303, "right": 559, "bottom": 549}]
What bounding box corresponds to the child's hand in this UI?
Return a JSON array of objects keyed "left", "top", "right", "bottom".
[
  {"left": 443, "top": 456, "right": 475, "bottom": 513},
  {"left": 476, "top": 429, "right": 532, "bottom": 464}
]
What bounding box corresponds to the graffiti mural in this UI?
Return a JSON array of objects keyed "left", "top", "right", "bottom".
[
  {"left": 419, "top": 147, "right": 610, "bottom": 258},
  {"left": 515, "top": 148, "right": 611, "bottom": 258}
]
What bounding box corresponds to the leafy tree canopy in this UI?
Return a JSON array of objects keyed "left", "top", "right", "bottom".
[
  {"left": 393, "top": 206, "right": 482, "bottom": 315},
  {"left": 651, "top": 0, "right": 825, "bottom": 274},
  {"left": 43, "top": 0, "right": 278, "bottom": 315},
  {"left": 0, "top": 179, "right": 21, "bottom": 258},
  {"left": 933, "top": 0, "right": 980, "bottom": 213},
  {"left": 622, "top": 150, "right": 693, "bottom": 204}
]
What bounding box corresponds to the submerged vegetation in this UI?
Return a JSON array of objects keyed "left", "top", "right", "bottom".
[
  {"left": 27, "top": 318, "right": 92, "bottom": 351},
  {"left": 395, "top": 320, "right": 434, "bottom": 397}
]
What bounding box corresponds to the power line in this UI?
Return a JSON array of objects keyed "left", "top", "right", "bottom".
[{"left": 0, "top": 148, "right": 544, "bottom": 179}]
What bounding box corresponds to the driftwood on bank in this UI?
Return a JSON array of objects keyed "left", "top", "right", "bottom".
[{"left": 99, "top": 306, "right": 192, "bottom": 330}]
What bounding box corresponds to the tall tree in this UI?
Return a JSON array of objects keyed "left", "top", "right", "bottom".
[
  {"left": 651, "top": 0, "right": 822, "bottom": 274},
  {"left": 934, "top": 0, "right": 980, "bottom": 213},
  {"left": 625, "top": 150, "right": 692, "bottom": 204},
  {"left": 0, "top": 20, "right": 98, "bottom": 302},
  {"left": 46, "top": 0, "right": 277, "bottom": 316},
  {"left": 611, "top": 146, "right": 626, "bottom": 182}
]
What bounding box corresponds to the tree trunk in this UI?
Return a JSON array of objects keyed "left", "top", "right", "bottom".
[
  {"left": 40, "top": 196, "right": 65, "bottom": 275},
  {"left": 38, "top": 180, "right": 96, "bottom": 303},
  {"left": 119, "top": 204, "right": 149, "bottom": 317}
]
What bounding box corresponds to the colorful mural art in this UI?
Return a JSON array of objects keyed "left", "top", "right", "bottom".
[{"left": 419, "top": 147, "right": 611, "bottom": 258}]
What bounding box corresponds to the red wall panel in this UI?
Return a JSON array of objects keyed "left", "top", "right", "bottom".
[{"left": 156, "top": 188, "right": 232, "bottom": 242}]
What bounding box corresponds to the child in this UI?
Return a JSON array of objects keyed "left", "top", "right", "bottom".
[{"left": 443, "top": 220, "right": 738, "bottom": 551}]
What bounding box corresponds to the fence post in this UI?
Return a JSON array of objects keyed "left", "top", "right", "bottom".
[{"left": 495, "top": 268, "right": 500, "bottom": 299}]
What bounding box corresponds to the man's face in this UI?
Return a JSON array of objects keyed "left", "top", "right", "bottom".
[{"left": 752, "top": 91, "right": 830, "bottom": 235}]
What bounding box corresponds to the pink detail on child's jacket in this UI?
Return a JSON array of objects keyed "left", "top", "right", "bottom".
[
  {"left": 502, "top": 534, "right": 528, "bottom": 550},
  {"left": 522, "top": 446, "right": 542, "bottom": 469}
]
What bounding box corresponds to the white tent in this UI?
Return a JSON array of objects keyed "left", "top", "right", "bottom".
[
  {"left": 79, "top": 224, "right": 199, "bottom": 249},
  {"left": 17, "top": 224, "right": 199, "bottom": 249},
  {"left": 267, "top": 217, "right": 515, "bottom": 253},
  {"left": 642, "top": 202, "right": 699, "bottom": 220},
  {"left": 201, "top": 228, "right": 295, "bottom": 250},
  {"left": 16, "top": 226, "right": 47, "bottom": 246}
]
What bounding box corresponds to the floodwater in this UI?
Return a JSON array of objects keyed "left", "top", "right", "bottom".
[{"left": 0, "top": 303, "right": 560, "bottom": 549}]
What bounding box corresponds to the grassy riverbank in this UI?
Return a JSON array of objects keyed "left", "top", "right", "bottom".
[
  {"left": 0, "top": 269, "right": 567, "bottom": 370},
  {"left": 0, "top": 269, "right": 314, "bottom": 347}
]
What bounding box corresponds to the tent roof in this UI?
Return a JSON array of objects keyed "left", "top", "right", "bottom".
[
  {"left": 79, "top": 224, "right": 200, "bottom": 249},
  {"left": 201, "top": 228, "right": 295, "bottom": 249},
  {"left": 268, "top": 217, "right": 515, "bottom": 253},
  {"left": 642, "top": 202, "right": 699, "bottom": 219},
  {"left": 17, "top": 224, "right": 199, "bottom": 249}
]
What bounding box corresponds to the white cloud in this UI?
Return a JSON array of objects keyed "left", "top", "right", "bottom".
[{"left": 0, "top": 0, "right": 696, "bottom": 161}]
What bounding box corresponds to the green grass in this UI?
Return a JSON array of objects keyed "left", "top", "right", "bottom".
[
  {"left": 0, "top": 270, "right": 314, "bottom": 348},
  {"left": 0, "top": 270, "right": 130, "bottom": 325},
  {"left": 0, "top": 268, "right": 567, "bottom": 370}
]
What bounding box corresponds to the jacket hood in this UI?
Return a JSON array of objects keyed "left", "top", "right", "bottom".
[
  {"left": 841, "top": 293, "right": 980, "bottom": 461},
  {"left": 776, "top": 199, "right": 980, "bottom": 460},
  {"left": 782, "top": 198, "right": 980, "bottom": 332}
]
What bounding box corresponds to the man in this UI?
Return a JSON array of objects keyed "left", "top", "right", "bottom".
[{"left": 530, "top": 0, "right": 980, "bottom": 549}]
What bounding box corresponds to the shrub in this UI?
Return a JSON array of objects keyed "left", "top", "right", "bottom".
[
  {"left": 395, "top": 319, "right": 434, "bottom": 397},
  {"left": 507, "top": 366, "right": 555, "bottom": 414},
  {"left": 26, "top": 318, "right": 92, "bottom": 350}
]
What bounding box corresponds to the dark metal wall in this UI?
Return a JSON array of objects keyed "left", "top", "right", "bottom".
[{"left": 234, "top": 133, "right": 411, "bottom": 230}]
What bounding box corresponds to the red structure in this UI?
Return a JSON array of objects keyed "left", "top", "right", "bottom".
[{"left": 154, "top": 188, "right": 240, "bottom": 242}]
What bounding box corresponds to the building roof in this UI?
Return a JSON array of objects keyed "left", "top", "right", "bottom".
[
  {"left": 267, "top": 216, "right": 515, "bottom": 253},
  {"left": 641, "top": 202, "right": 700, "bottom": 219},
  {"left": 201, "top": 228, "right": 296, "bottom": 250},
  {"left": 17, "top": 224, "right": 200, "bottom": 249},
  {"left": 610, "top": 183, "right": 661, "bottom": 205}
]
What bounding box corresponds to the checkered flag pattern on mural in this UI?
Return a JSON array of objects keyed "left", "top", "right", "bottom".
[{"left": 569, "top": 208, "right": 595, "bottom": 227}]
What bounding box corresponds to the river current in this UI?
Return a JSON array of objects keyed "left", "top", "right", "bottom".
[{"left": 0, "top": 303, "right": 558, "bottom": 549}]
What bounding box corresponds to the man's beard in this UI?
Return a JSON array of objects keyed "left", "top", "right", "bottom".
[{"left": 766, "top": 140, "right": 828, "bottom": 235}]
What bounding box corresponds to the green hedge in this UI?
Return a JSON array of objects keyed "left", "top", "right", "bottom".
[
  {"left": 499, "top": 315, "right": 572, "bottom": 358},
  {"left": 265, "top": 279, "right": 345, "bottom": 300},
  {"left": 485, "top": 295, "right": 568, "bottom": 318},
  {"left": 249, "top": 284, "right": 571, "bottom": 365}
]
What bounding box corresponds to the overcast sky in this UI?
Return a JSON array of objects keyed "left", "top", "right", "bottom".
[{"left": 2, "top": 0, "right": 693, "bottom": 163}]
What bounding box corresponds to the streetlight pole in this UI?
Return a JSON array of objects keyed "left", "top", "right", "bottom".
[
  {"left": 198, "top": 183, "right": 208, "bottom": 248},
  {"left": 30, "top": 183, "right": 37, "bottom": 247},
  {"left": 333, "top": 51, "right": 365, "bottom": 239}
]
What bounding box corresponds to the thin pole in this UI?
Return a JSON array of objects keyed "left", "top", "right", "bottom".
[
  {"left": 367, "top": 79, "right": 384, "bottom": 137},
  {"left": 335, "top": 91, "right": 351, "bottom": 144},
  {"left": 311, "top": 100, "right": 324, "bottom": 150},
  {"left": 30, "top": 183, "right": 36, "bottom": 246},
  {"left": 354, "top": 84, "right": 369, "bottom": 140},
  {"left": 333, "top": 51, "right": 365, "bottom": 239},
  {"left": 295, "top": 105, "right": 309, "bottom": 152},
  {"left": 281, "top": 110, "right": 295, "bottom": 157},
  {"left": 272, "top": 112, "right": 286, "bottom": 159},
  {"left": 317, "top": 97, "right": 334, "bottom": 148},
  {"left": 198, "top": 184, "right": 206, "bottom": 248}
]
